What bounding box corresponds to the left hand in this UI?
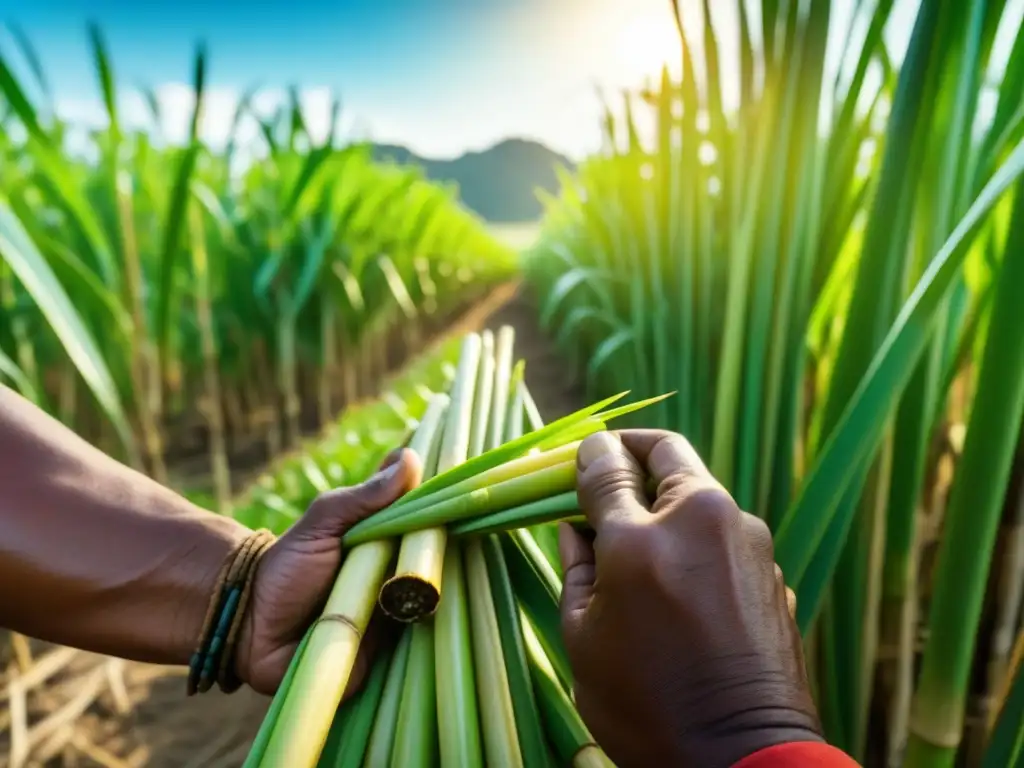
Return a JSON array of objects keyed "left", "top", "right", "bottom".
[{"left": 235, "top": 448, "right": 422, "bottom": 695}]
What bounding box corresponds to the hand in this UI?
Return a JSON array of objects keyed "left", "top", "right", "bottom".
[
  {"left": 235, "top": 448, "right": 422, "bottom": 695},
  {"left": 559, "top": 430, "right": 821, "bottom": 768}
]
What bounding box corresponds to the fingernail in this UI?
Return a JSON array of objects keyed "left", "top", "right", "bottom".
[
  {"left": 577, "top": 432, "right": 622, "bottom": 470},
  {"left": 376, "top": 457, "right": 403, "bottom": 483}
]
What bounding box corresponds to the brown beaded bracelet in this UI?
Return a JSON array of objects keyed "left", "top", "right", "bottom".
[{"left": 187, "top": 528, "right": 276, "bottom": 696}]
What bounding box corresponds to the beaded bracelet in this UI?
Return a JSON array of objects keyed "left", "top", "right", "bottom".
[{"left": 187, "top": 528, "right": 276, "bottom": 696}]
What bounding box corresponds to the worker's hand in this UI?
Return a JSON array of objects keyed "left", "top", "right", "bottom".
[
  {"left": 560, "top": 430, "right": 821, "bottom": 768},
  {"left": 236, "top": 448, "right": 422, "bottom": 695}
]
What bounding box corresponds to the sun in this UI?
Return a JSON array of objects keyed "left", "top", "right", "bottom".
[{"left": 614, "top": 15, "right": 682, "bottom": 85}]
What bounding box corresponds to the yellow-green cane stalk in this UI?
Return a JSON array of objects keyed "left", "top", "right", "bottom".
[
  {"left": 256, "top": 392, "right": 449, "bottom": 766},
  {"left": 505, "top": 360, "right": 526, "bottom": 441},
  {"left": 377, "top": 393, "right": 448, "bottom": 621},
  {"left": 469, "top": 329, "right": 496, "bottom": 458},
  {"left": 431, "top": 334, "right": 494, "bottom": 767},
  {"left": 350, "top": 441, "right": 582, "bottom": 543},
  {"left": 343, "top": 392, "right": 632, "bottom": 543},
  {"left": 390, "top": 624, "right": 438, "bottom": 768},
  {"left": 435, "top": 543, "right": 485, "bottom": 767},
  {"left": 260, "top": 539, "right": 394, "bottom": 767},
  {"left": 316, "top": 638, "right": 394, "bottom": 767},
  {"left": 362, "top": 629, "right": 414, "bottom": 767},
  {"left": 483, "top": 534, "right": 550, "bottom": 767},
  {"left": 502, "top": 530, "right": 572, "bottom": 691},
  {"left": 381, "top": 334, "right": 481, "bottom": 622},
  {"left": 488, "top": 325, "right": 516, "bottom": 451},
  {"left": 352, "top": 459, "right": 578, "bottom": 542},
  {"left": 242, "top": 630, "right": 312, "bottom": 768},
  {"left": 906, "top": 181, "right": 1024, "bottom": 768},
  {"left": 523, "top": 618, "right": 613, "bottom": 767},
  {"left": 450, "top": 491, "right": 580, "bottom": 538},
  {"left": 465, "top": 538, "right": 524, "bottom": 767}
]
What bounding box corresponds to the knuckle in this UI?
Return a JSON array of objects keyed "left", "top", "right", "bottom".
[
  {"left": 742, "top": 513, "right": 775, "bottom": 558},
  {"left": 580, "top": 463, "right": 642, "bottom": 505},
  {"left": 673, "top": 485, "right": 741, "bottom": 534}
]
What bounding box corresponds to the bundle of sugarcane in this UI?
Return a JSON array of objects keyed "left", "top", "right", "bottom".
[{"left": 242, "top": 327, "right": 669, "bottom": 768}]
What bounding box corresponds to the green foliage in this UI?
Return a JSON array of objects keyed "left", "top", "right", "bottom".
[
  {"left": 528, "top": 1, "right": 1024, "bottom": 763},
  {"left": 0, "top": 27, "right": 515, "bottom": 471}
]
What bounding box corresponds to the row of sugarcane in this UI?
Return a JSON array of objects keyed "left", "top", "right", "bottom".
[
  {"left": 526, "top": 1, "right": 1024, "bottom": 764},
  {"left": 0, "top": 25, "right": 516, "bottom": 507},
  {"left": 220, "top": 336, "right": 463, "bottom": 534},
  {"left": 242, "top": 328, "right": 669, "bottom": 767}
]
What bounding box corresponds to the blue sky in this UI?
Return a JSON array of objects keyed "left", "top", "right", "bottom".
[
  {"left": 1, "top": 0, "right": 1019, "bottom": 160},
  {"left": 2, "top": 0, "right": 690, "bottom": 159}
]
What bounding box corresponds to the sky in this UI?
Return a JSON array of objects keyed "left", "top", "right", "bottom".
[
  {"left": 0, "top": 0, "right": 1018, "bottom": 161},
  {"left": 1, "top": 0, "right": 690, "bottom": 160}
]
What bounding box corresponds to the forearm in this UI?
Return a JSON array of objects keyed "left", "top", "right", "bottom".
[{"left": 0, "top": 385, "right": 249, "bottom": 665}]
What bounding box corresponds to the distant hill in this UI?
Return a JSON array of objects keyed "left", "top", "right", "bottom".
[{"left": 372, "top": 138, "right": 573, "bottom": 223}]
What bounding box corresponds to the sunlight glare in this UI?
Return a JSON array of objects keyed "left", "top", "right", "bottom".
[{"left": 614, "top": 15, "right": 681, "bottom": 84}]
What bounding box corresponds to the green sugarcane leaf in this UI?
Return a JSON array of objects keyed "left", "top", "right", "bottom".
[
  {"left": 0, "top": 200, "right": 136, "bottom": 459},
  {"left": 776, "top": 135, "right": 1024, "bottom": 622}
]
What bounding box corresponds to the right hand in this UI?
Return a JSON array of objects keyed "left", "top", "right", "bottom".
[{"left": 559, "top": 430, "right": 822, "bottom": 768}]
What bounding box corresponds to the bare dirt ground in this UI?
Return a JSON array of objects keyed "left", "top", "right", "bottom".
[{"left": 8, "top": 285, "right": 584, "bottom": 768}]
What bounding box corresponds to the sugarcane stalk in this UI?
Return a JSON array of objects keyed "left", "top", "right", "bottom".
[
  {"left": 351, "top": 441, "right": 581, "bottom": 543},
  {"left": 350, "top": 390, "right": 628, "bottom": 525},
  {"left": 465, "top": 538, "right": 524, "bottom": 767},
  {"left": 502, "top": 530, "right": 572, "bottom": 691},
  {"left": 483, "top": 534, "right": 550, "bottom": 766},
  {"left": 434, "top": 543, "right": 484, "bottom": 767},
  {"left": 260, "top": 539, "right": 394, "bottom": 766},
  {"left": 189, "top": 201, "right": 231, "bottom": 513},
  {"left": 517, "top": 385, "right": 563, "bottom": 575},
  {"left": 505, "top": 361, "right": 526, "bottom": 442},
  {"left": 390, "top": 624, "right": 438, "bottom": 768},
  {"left": 116, "top": 170, "right": 167, "bottom": 483},
  {"left": 450, "top": 492, "right": 580, "bottom": 538},
  {"left": 363, "top": 629, "right": 414, "bottom": 767},
  {"left": 377, "top": 395, "right": 450, "bottom": 622},
  {"left": 488, "top": 326, "right": 515, "bottom": 451},
  {"left": 319, "top": 297, "right": 336, "bottom": 429},
  {"left": 523, "top": 617, "right": 611, "bottom": 767},
  {"left": 379, "top": 335, "right": 481, "bottom": 621},
  {"left": 317, "top": 638, "right": 394, "bottom": 768},
  {"left": 353, "top": 460, "right": 577, "bottom": 543},
  {"left": 242, "top": 630, "right": 313, "bottom": 768},
  {"left": 469, "top": 330, "right": 496, "bottom": 459}
]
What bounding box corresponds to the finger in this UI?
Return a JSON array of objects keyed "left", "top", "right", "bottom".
[
  {"left": 575, "top": 432, "right": 649, "bottom": 534},
  {"left": 558, "top": 522, "right": 596, "bottom": 631},
  {"left": 294, "top": 448, "right": 424, "bottom": 540},
  {"left": 616, "top": 430, "right": 722, "bottom": 503},
  {"left": 773, "top": 563, "right": 797, "bottom": 621},
  {"left": 376, "top": 448, "right": 404, "bottom": 474}
]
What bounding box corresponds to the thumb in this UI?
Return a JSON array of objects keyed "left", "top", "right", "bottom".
[
  {"left": 558, "top": 522, "right": 596, "bottom": 642},
  {"left": 293, "top": 448, "right": 423, "bottom": 540},
  {"left": 575, "top": 431, "right": 649, "bottom": 534}
]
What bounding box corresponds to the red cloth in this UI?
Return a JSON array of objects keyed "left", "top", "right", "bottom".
[{"left": 732, "top": 742, "right": 860, "bottom": 767}]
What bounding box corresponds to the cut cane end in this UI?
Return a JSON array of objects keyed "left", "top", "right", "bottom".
[{"left": 379, "top": 574, "right": 441, "bottom": 622}]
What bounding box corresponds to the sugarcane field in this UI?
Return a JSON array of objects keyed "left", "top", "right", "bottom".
[{"left": 2, "top": 1, "right": 1024, "bottom": 767}]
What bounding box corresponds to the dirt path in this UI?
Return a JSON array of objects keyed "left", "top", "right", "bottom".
[{"left": 46, "top": 285, "right": 584, "bottom": 768}]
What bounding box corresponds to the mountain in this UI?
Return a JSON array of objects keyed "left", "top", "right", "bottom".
[{"left": 372, "top": 138, "right": 573, "bottom": 223}]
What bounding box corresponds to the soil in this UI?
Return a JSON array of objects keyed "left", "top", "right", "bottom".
[{"left": 11, "top": 284, "right": 585, "bottom": 768}]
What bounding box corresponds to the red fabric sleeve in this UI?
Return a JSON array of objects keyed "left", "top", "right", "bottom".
[{"left": 732, "top": 742, "right": 860, "bottom": 767}]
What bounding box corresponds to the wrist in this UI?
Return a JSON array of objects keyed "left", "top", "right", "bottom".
[
  {"left": 172, "top": 512, "right": 250, "bottom": 668},
  {"left": 666, "top": 670, "right": 824, "bottom": 767},
  {"left": 680, "top": 719, "right": 825, "bottom": 768}
]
